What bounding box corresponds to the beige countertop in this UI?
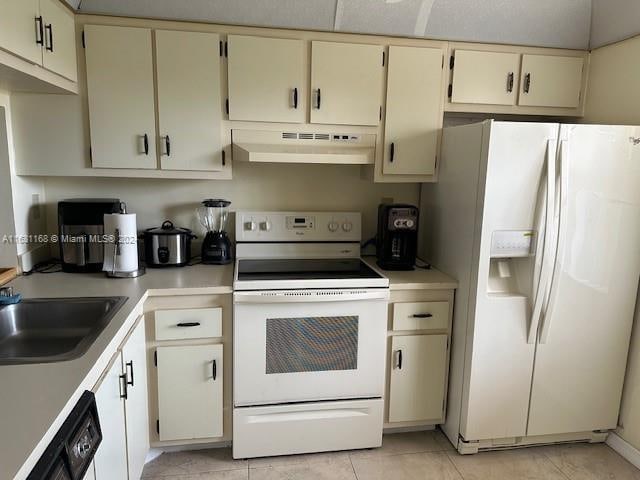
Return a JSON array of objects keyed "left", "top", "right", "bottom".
[
  {"left": 2, "top": 264, "right": 233, "bottom": 480},
  {"left": 362, "top": 257, "right": 458, "bottom": 291}
]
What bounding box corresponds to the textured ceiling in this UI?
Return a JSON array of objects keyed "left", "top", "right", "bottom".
[
  {"left": 590, "top": 0, "right": 640, "bottom": 48},
  {"left": 70, "top": 0, "right": 594, "bottom": 50}
]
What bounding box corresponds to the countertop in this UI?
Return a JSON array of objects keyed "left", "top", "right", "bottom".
[
  {"left": 362, "top": 257, "right": 458, "bottom": 291},
  {"left": 2, "top": 264, "right": 234, "bottom": 480}
]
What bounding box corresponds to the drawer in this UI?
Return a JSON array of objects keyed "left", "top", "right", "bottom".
[
  {"left": 392, "top": 301, "right": 449, "bottom": 331},
  {"left": 155, "top": 307, "right": 222, "bottom": 340}
]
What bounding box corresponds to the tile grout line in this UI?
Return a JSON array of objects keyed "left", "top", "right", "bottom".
[
  {"left": 443, "top": 451, "right": 467, "bottom": 480},
  {"left": 540, "top": 448, "right": 574, "bottom": 480},
  {"left": 348, "top": 452, "right": 360, "bottom": 480}
]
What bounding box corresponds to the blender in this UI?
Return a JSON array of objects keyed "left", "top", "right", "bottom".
[{"left": 197, "top": 199, "right": 233, "bottom": 264}]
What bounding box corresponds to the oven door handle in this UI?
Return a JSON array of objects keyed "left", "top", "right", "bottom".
[{"left": 233, "top": 289, "right": 390, "bottom": 303}]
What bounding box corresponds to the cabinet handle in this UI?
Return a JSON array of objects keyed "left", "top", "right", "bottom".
[
  {"left": 523, "top": 73, "right": 531, "bottom": 93},
  {"left": 507, "top": 72, "right": 514, "bottom": 93},
  {"left": 212, "top": 359, "right": 217, "bottom": 381},
  {"left": 35, "top": 16, "right": 44, "bottom": 46},
  {"left": 315, "top": 88, "right": 321, "bottom": 109},
  {"left": 45, "top": 24, "right": 53, "bottom": 52},
  {"left": 142, "top": 134, "right": 149, "bottom": 155},
  {"left": 390, "top": 142, "right": 395, "bottom": 163},
  {"left": 164, "top": 135, "right": 171, "bottom": 156},
  {"left": 396, "top": 349, "right": 403, "bottom": 370},
  {"left": 411, "top": 313, "right": 433, "bottom": 318},
  {"left": 176, "top": 322, "right": 200, "bottom": 327},
  {"left": 119, "top": 373, "right": 128, "bottom": 400},
  {"left": 293, "top": 87, "right": 298, "bottom": 109},
  {"left": 125, "top": 361, "right": 134, "bottom": 386}
]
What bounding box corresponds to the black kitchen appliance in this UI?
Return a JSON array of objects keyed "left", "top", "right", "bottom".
[
  {"left": 376, "top": 203, "right": 419, "bottom": 271},
  {"left": 28, "top": 391, "right": 102, "bottom": 480},
  {"left": 197, "top": 199, "right": 233, "bottom": 265},
  {"left": 58, "top": 199, "right": 121, "bottom": 273}
]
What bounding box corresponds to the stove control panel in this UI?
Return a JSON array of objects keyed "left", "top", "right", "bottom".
[{"left": 237, "top": 211, "right": 361, "bottom": 242}]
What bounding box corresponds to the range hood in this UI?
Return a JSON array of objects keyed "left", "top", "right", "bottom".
[{"left": 232, "top": 129, "right": 376, "bottom": 165}]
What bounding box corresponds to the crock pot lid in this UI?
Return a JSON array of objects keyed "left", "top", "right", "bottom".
[{"left": 145, "top": 220, "right": 193, "bottom": 235}]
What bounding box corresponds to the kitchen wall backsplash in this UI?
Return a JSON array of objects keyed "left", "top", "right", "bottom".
[{"left": 43, "top": 161, "right": 420, "bottom": 244}]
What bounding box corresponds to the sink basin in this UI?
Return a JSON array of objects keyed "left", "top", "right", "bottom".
[{"left": 0, "top": 296, "right": 127, "bottom": 365}]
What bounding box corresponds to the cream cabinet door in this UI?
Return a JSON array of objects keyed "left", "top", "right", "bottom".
[
  {"left": 121, "top": 319, "right": 149, "bottom": 480},
  {"left": 157, "top": 345, "right": 223, "bottom": 441},
  {"left": 40, "top": 0, "right": 77, "bottom": 81},
  {"left": 451, "top": 50, "right": 520, "bottom": 106},
  {"left": 228, "top": 35, "right": 305, "bottom": 123},
  {"left": 518, "top": 54, "right": 584, "bottom": 108},
  {"left": 388, "top": 335, "right": 448, "bottom": 423},
  {"left": 85, "top": 25, "right": 157, "bottom": 169},
  {"left": 93, "top": 352, "right": 128, "bottom": 480},
  {"left": 156, "top": 30, "right": 224, "bottom": 171},
  {"left": 383, "top": 46, "right": 443, "bottom": 175},
  {"left": 0, "top": 0, "right": 42, "bottom": 65},
  {"left": 310, "top": 41, "right": 383, "bottom": 126}
]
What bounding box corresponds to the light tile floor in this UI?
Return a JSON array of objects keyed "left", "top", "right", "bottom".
[{"left": 142, "top": 431, "right": 640, "bottom": 480}]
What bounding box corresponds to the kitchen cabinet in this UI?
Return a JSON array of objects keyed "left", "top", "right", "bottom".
[
  {"left": 156, "top": 344, "right": 224, "bottom": 441},
  {"left": 450, "top": 50, "right": 520, "bottom": 106},
  {"left": 156, "top": 30, "right": 224, "bottom": 171},
  {"left": 383, "top": 45, "right": 443, "bottom": 175},
  {"left": 0, "top": 0, "right": 77, "bottom": 83},
  {"left": 388, "top": 334, "right": 448, "bottom": 423},
  {"left": 310, "top": 41, "right": 383, "bottom": 126},
  {"left": 40, "top": 0, "right": 77, "bottom": 81},
  {"left": 85, "top": 25, "right": 157, "bottom": 169},
  {"left": 227, "top": 35, "right": 306, "bottom": 123},
  {"left": 518, "top": 54, "right": 584, "bottom": 108},
  {"left": 0, "top": 0, "right": 43, "bottom": 65},
  {"left": 93, "top": 352, "right": 128, "bottom": 480},
  {"left": 93, "top": 318, "right": 149, "bottom": 480}
]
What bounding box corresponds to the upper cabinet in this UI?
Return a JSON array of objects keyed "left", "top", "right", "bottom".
[
  {"left": 0, "top": 0, "right": 77, "bottom": 90},
  {"left": 447, "top": 44, "right": 588, "bottom": 116},
  {"left": 40, "top": 0, "right": 77, "bottom": 81},
  {"left": 85, "top": 25, "right": 226, "bottom": 172},
  {"left": 156, "top": 30, "right": 224, "bottom": 171},
  {"left": 310, "top": 41, "right": 384, "bottom": 126},
  {"left": 450, "top": 50, "right": 520, "bottom": 106},
  {"left": 518, "top": 54, "right": 584, "bottom": 108},
  {"left": 85, "top": 25, "right": 157, "bottom": 169},
  {"left": 227, "top": 35, "right": 306, "bottom": 123},
  {"left": 383, "top": 46, "right": 444, "bottom": 176}
]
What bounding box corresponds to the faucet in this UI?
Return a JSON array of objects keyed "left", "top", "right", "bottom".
[
  {"left": 0, "top": 286, "right": 14, "bottom": 297},
  {"left": 0, "top": 286, "right": 21, "bottom": 304}
]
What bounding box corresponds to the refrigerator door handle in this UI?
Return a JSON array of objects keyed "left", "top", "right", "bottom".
[
  {"left": 539, "top": 139, "right": 566, "bottom": 344},
  {"left": 528, "top": 139, "right": 557, "bottom": 344}
]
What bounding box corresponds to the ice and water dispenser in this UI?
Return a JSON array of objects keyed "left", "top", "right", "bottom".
[{"left": 488, "top": 230, "right": 536, "bottom": 296}]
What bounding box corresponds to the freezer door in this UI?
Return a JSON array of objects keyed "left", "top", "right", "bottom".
[
  {"left": 461, "top": 121, "right": 559, "bottom": 441},
  {"left": 528, "top": 125, "right": 640, "bottom": 436}
]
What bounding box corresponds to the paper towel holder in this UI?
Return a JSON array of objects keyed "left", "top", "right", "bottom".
[{"left": 106, "top": 221, "right": 146, "bottom": 279}]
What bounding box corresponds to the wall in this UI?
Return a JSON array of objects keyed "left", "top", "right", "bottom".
[
  {"left": 590, "top": 0, "right": 640, "bottom": 48},
  {"left": 584, "top": 35, "right": 640, "bottom": 451},
  {"left": 42, "top": 162, "right": 420, "bottom": 246},
  {"left": 0, "top": 90, "right": 47, "bottom": 271}
]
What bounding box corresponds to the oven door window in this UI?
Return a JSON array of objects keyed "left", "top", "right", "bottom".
[{"left": 265, "top": 316, "right": 358, "bottom": 374}]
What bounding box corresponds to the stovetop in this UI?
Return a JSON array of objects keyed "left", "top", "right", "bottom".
[{"left": 237, "top": 258, "right": 384, "bottom": 281}]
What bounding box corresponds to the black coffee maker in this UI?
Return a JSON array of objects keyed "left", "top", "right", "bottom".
[
  {"left": 197, "top": 199, "right": 233, "bottom": 265},
  {"left": 376, "top": 204, "right": 419, "bottom": 271}
]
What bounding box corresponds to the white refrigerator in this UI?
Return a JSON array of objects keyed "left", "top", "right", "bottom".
[{"left": 420, "top": 120, "right": 640, "bottom": 453}]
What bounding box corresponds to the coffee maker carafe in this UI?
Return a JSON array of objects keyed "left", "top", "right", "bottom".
[
  {"left": 376, "top": 204, "right": 419, "bottom": 271},
  {"left": 197, "top": 199, "right": 233, "bottom": 265}
]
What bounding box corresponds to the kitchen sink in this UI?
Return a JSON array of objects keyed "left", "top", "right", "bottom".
[{"left": 0, "top": 296, "right": 127, "bottom": 365}]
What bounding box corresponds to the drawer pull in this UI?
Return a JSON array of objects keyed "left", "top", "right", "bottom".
[
  {"left": 176, "top": 322, "right": 201, "bottom": 327},
  {"left": 396, "top": 349, "right": 403, "bottom": 369},
  {"left": 212, "top": 359, "right": 217, "bottom": 381},
  {"left": 411, "top": 313, "right": 433, "bottom": 318}
]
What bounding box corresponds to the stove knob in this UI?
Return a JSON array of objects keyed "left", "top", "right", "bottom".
[
  {"left": 259, "top": 221, "right": 271, "bottom": 231},
  {"left": 244, "top": 221, "right": 256, "bottom": 231},
  {"left": 328, "top": 221, "right": 339, "bottom": 232},
  {"left": 342, "top": 221, "right": 353, "bottom": 232}
]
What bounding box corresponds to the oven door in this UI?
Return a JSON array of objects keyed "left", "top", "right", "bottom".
[{"left": 233, "top": 288, "right": 389, "bottom": 406}]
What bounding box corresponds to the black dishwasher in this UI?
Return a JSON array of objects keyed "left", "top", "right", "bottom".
[{"left": 28, "top": 390, "right": 102, "bottom": 480}]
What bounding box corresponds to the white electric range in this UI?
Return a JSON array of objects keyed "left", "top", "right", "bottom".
[{"left": 232, "top": 211, "right": 390, "bottom": 459}]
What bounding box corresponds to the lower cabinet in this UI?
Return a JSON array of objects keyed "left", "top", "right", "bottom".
[
  {"left": 388, "top": 334, "right": 448, "bottom": 423},
  {"left": 93, "top": 318, "right": 149, "bottom": 480},
  {"left": 156, "top": 344, "right": 224, "bottom": 441}
]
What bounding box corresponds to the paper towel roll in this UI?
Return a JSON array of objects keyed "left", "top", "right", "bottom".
[{"left": 103, "top": 213, "right": 139, "bottom": 273}]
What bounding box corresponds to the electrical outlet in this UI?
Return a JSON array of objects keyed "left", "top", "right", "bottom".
[{"left": 31, "top": 193, "right": 41, "bottom": 221}]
